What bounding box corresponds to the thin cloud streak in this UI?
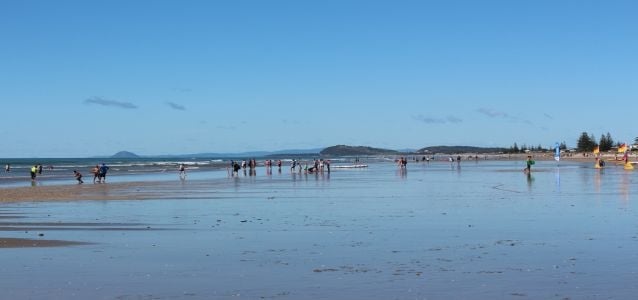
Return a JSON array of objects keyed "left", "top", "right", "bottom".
[
  {"left": 166, "top": 102, "right": 186, "bottom": 111},
  {"left": 446, "top": 116, "right": 463, "bottom": 123},
  {"left": 476, "top": 108, "right": 509, "bottom": 118},
  {"left": 412, "top": 115, "right": 463, "bottom": 124},
  {"left": 476, "top": 107, "right": 537, "bottom": 127},
  {"left": 84, "top": 97, "right": 138, "bottom": 109}
]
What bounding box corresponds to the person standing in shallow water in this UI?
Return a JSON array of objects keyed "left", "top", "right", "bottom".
[
  {"left": 73, "top": 170, "right": 84, "bottom": 184},
  {"left": 98, "top": 163, "right": 110, "bottom": 183},
  {"left": 525, "top": 155, "right": 535, "bottom": 173},
  {"left": 179, "top": 163, "right": 186, "bottom": 178},
  {"left": 91, "top": 165, "right": 100, "bottom": 183},
  {"left": 30, "top": 165, "right": 37, "bottom": 181}
]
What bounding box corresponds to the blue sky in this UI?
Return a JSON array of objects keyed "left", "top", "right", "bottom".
[{"left": 1, "top": 1, "right": 636, "bottom": 157}]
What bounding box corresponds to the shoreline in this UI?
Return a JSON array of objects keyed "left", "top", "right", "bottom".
[{"left": 0, "top": 156, "right": 625, "bottom": 203}]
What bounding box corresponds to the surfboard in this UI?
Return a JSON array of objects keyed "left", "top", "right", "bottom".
[{"left": 331, "top": 164, "right": 368, "bottom": 169}]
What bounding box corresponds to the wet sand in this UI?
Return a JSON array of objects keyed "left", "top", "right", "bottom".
[
  {"left": 0, "top": 180, "right": 194, "bottom": 202},
  {"left": 1, "top": 160, "right": 637, "bottom": 299},
  {"left": 0, "top": 237, "right": 89, "bottom": 248}
]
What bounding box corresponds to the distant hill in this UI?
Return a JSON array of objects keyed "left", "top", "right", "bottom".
[
  {"left": 417, "top": 146, "right": 507, "bottom": 154},
  {"left": 111, "top": 151, "right": 140, "bottom": 158},
  {"left": 320, "top": 145, "right": 399, "bottom": 156},
  {"left": 98, "top": 146, "right": 509, "bottom": 159},
  {"left": 105, "top": 148, "right": 324, "bottom": 159}
]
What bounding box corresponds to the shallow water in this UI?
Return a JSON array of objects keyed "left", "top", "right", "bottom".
[{"left": 1, "top": 160, "right": 637, "bottom": 299}]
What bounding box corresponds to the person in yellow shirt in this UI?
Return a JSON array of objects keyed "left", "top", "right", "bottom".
[{"left": 30, "top": 165, "right": 37, "bottom": 181}]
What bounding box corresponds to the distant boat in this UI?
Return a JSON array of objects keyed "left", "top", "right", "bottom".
[{"left": 331, "top": 164, "right": 368, "bottom": 169}]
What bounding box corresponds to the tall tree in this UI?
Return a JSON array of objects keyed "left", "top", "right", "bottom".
[
  {"left": 577, "top": 132, "right": 596, "bottom": 152},
  {"left": 512, "top": 142, "right": 519, "bottom": 153},
  {"left": 599, "top": 132, "right": 614, "bottom": 152}
]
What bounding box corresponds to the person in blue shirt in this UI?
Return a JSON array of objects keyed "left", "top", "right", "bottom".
[{"left": 98, "top": 163, "right": 110, "bottom": 183}]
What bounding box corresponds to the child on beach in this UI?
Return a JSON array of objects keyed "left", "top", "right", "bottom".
[
  {"left": 73, "top": 170, "right": 84, "bottom": 184},
  {"left": 179, "top": 163, "right": 186, "bottom": 178},
  {"left": 91, "top": 165, "right": 99, "bottom": 183}
]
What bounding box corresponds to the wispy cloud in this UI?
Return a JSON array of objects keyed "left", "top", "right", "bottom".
[
  {"left": 476, "top": 108, "right": 509, "bottom": 118},
  {"left": 84, "top": 97, "right": 138, "bottom": 109},
  {"left": 412, "top": 115, "right": 463, "bottom": 124},
  {"left": 543, "top": 113, "right": 554, "bottom": 120},
  {"left": 476, "top": 107, "right": 537, "bottom": 127},
  {"left": 446, "top": 116, "right": 463, "bottom": 124},
  {"left": 166, "top": 102, "right": 186, "bottom": 111}
]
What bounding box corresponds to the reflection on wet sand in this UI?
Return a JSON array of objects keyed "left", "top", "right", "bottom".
[
  {"left": 0, "top": 208, "right": 169, "bottom": 247},
  {"left": 526, "top": 172, "right": 534, "bottom": 191},
  {"left": 620, "top": 172, "right": 631, "bottom": 203}
]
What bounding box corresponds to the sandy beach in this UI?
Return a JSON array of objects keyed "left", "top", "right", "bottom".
[{"left": 1, "top": 160, "right": 637, "bottom": 299}]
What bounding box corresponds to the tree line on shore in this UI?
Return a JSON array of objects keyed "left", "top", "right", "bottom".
[{"left": 507, "top": 132, "right": 638, "bottom": 154}]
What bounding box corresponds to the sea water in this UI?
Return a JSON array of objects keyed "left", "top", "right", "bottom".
[{"left": 0, "top": 160, "right": 637, "bottom": 299}]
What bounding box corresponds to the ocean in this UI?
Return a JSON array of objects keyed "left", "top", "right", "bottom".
[
  {"left": 0, "top": 157, "right": 224, "bottom": 186},
  {"left": 0, "top": 156, "right": 383, "bottom": 187}
]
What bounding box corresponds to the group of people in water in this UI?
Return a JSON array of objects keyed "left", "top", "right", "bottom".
[
  {"left": 227, "top": 159, "right": 331, "bottom": 177},
  {"left": 64, "top": 163, "right": 111, "bottom": 184},
  {"left": 18, "top": 163, "right": 110, "bottom": 184},
  {"left": 11, "top": 152, "right": 633, "bottom": 186},
  {"left": 29, "top": 164, "right": 44, "bottom": 181},
  {"left": 89, "top": 164, "right": 110, "bottom": 183}
]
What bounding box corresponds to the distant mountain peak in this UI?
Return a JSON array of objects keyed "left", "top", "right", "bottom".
[{"left": 111, "top": 151, "right": 140, "bottom": 158}]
